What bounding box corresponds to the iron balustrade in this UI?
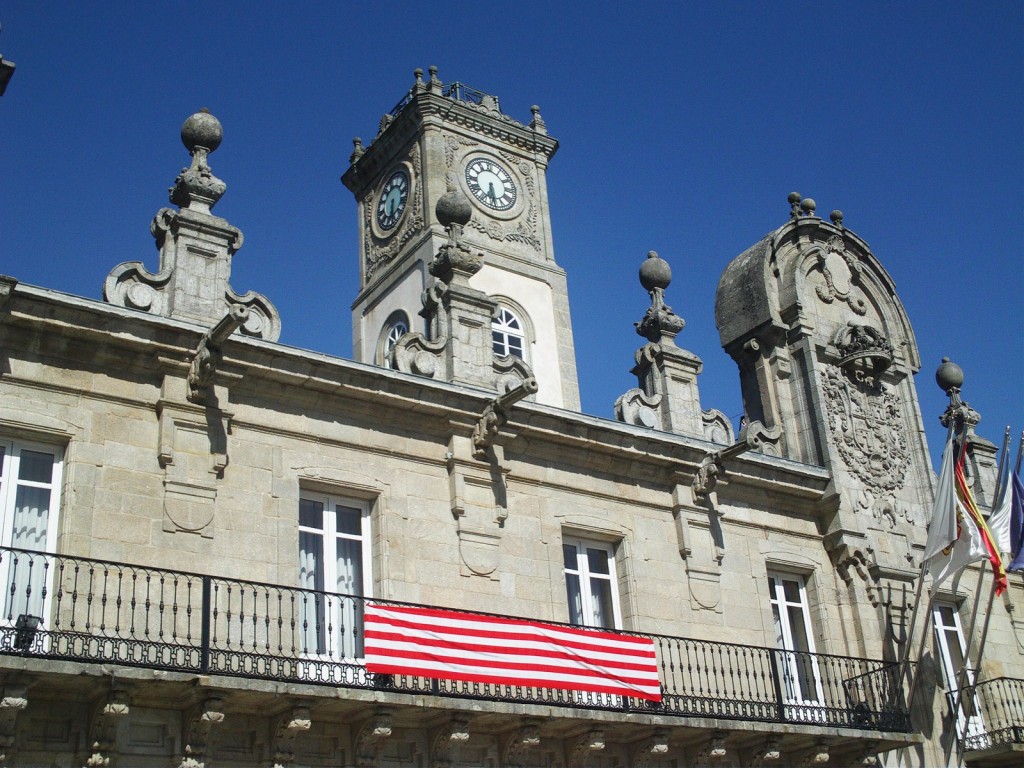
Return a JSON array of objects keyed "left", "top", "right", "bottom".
[
  {"left": 388, "top": 81, "right": 500, "bottom": 119},
  {"left": 957, "top": 677, "right": 1024, "bottom": 752},
  {"left": 0, "top": 546, "right": 909, "bottom": 731}
]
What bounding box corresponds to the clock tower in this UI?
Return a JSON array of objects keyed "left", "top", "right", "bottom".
[{"left": 341, "top": 67, "right": 580, "bottom": 410}]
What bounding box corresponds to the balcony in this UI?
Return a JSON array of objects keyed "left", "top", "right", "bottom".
[
  {"left": 959, "top": 677, "right": 1024, "bottom": 766},
  {"left": 0, "top": 546, "right": 910, "bottom": 735}
]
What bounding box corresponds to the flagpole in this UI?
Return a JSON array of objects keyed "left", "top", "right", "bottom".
[
  {"left": 941, "top": 412, "right": 1017, "bottom": 764},
  {"left": 954, "top": 567, "right": 998, "bottom": 766},
  {"left": 1016, "top": 430, "right": 1024, "bottom": 590},
  {"left": 943, "top": 558, "right": 989, "bottom": 766},
  {"left": 992, "top": 426, "right": 1011, "bottom": 512},
  {"left": 898, "top": 419, "right": 956, "bottom": 697}
]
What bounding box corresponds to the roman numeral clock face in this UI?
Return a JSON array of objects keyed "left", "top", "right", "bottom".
[
  {"left": 465, "top": 158, "right": 517, "bottom": 211},
  {"left": 376, "top": 169, "right": 409, "bottom": 231}
]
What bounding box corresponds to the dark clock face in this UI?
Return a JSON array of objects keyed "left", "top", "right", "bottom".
[
  {"left": 376, "top": 170, "right": 409, "bottom": 230},
  {"left": 465, "top": 158, "right": 517, "bottom": 211}
]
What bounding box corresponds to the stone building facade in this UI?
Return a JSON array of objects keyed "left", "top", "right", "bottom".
[{"left": 0, "top": 71, "right": 1019, "bottom": 767}]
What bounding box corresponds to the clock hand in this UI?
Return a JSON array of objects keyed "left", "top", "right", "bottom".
[{"left": 487, "top": 182, "right": 497, "bottom": 201}]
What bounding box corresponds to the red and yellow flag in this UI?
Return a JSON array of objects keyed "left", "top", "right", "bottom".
[{"left": 954, "top": 445, "right": 1008, "bottom": 596}]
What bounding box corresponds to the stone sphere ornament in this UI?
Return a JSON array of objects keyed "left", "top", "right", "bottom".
[
  {"left": 639, "top": 251, "right": 672, "bottom": 293},
  {"left": 181, "top": 109, "right": 223, "bottom": 154},
  {"left": 935, "top": 357, "right": 964, "bottom": 393},
  {"left": 436, "top": 188, "right": 472, "bottom": 229}
]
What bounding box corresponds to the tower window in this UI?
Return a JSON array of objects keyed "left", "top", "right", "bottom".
[
  {"left": 492, "top": 306, "right": 524, "bottom": 359},
  {"left": 378, "top": 311, "right": 410, "bottom": 368}
]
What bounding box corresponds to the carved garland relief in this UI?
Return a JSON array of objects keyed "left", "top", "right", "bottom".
[
  {"left": 363, "top": 143, "right": 425, "bottom": 284},
  {"left": 444, "top": 135, "right": 542, "bottom": 252}
]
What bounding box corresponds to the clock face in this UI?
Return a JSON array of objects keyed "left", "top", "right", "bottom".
[
  {"left": 376, "top": 170, "right": 409, "bottom": 231},
  {"left": 465, "top": 158, "right": 517, "bottom": 211}
]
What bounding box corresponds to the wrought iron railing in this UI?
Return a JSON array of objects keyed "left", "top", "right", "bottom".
[
  {"left": 0, "top": 547, "right": 909, "bottom": 731},
  {"left": 442, "top": 81, "right": 499, "bottom": 111},
  {"left": 388, "top": 81, "right": 500, "bottom": 119},
  {"left": 957, "top": 677, "right": 1024, "bottom": 752}
]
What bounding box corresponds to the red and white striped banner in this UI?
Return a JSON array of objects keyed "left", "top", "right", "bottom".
[{"left": 364, "top": 603, "right": 662, "bottom": 702}]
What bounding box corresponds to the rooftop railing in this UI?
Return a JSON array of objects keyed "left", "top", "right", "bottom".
[
  {"left": 0, "top": 546, "right": 909, "bottom": 731},
  {"left": 388, "top": 81, "right": 500, "bottom": 118}
]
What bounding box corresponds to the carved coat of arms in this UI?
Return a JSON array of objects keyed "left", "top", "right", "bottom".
[{"left": 822, "top": 366, "right": 909, "bottom": 493}]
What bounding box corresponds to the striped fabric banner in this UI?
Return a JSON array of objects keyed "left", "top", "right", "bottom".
[{"left": 364, "top": 604, "right": 662, "bottom": 702}]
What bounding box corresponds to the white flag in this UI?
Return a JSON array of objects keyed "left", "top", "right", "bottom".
[
  {"left": 923, "top": 434, "right": 958, "bottom": 567},
  {"left": 923, "top": 434, "right": 986, "bottom": 589},
  {"left": 988, "top": 483, "right": 1013, "bottom": 556}
]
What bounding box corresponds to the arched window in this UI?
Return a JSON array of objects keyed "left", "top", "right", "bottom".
[
  {"left": 378, "top": 311, "right": 410, "bottom": 368},
  {"left": 492, "top": 306, "right": 525, "bottom": 359}
]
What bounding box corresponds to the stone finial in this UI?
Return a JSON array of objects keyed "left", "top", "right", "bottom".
[
  {"left": 635, "top": 251, "right": 685, "bottom": 343},
  {"left": 935, "top": 357, "right": 963, "bottom": 394},
  {"left": 169, "top": 109, "right": 227, "bottom": 214},
  {"left": 529, "top": 104, "right": 547, "bottom": 133},
  {"left": 103, "top": 111, "right": 281, "bottom": 341},
  {"left": 414, "top": 67, "right": 424, "bottom": 86},
  {"left": 937, "top": 357, "right": 981, "bottom": 433},
  {"left": 800, "top": 197, "right": 817, "bottom": 217},
  {"left": 830, "top": 209, "right": 844, "bottom": 226},
  {"left": 428, "top": 65, "right": 441, "bottom": 90},
  {"left": 788, "top": 191, "right": 802, "bottom": 218},
  {"left": 429, "top": 188, "right": 481, "bottom": 282},
  {"left": 350, "top": 137, "right": 364, "bottom": 164}
]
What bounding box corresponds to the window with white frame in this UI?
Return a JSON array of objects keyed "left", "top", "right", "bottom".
[
  {"left": 933, "top": 602, "right": 984, "bottom": 739},
  {"left": 0, "top": 439, "right": 63, "bottom": 625},
  {"left": 562, "top": 537, "right": 621, "bottom": 630},
  {"left": 767, "top": 571, "right": 823, "bottom": 706},
  {"left": 298, "top": 492, "right": 371, "bottom": 659},
  {"left": 492, "top": 306, "right": 525, "bottom": 360}
]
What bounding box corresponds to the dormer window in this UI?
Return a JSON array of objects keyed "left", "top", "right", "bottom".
[{"left": 492, "top": 306, "right": 524, "bottom": 359}]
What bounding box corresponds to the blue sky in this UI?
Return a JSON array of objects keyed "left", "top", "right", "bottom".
[{"left": 1, "top": 3, "right": 1021, "bottom": 470}]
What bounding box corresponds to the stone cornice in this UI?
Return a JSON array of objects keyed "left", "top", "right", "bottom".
[
  {"left": 4, "top": 282, "right": 831, "bottom": 501},
  {"left": 342, "top": 89, "right": 558, "bottom": 195}
]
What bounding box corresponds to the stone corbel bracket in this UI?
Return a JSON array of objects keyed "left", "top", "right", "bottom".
[
  {"left": 187, "top": 304, "right": 248, "bottom": 404},
  {"left": 567, "top": 729, "right": 605, "bottom": 768},
  {"left": 632, "top": 730, "right": 669, "bottom": 767},
  {"left": 272, "top": 702, "right": 312, "bottom": 768},
  {"left": 431, "top": 718, "right": 470, "bottom": 768},
  {"left": 745, "top": 738, "right": 782, "bottom": 767},
  {"left": 502, "top": 721, "right": 541, "bottom": 768},
  {"left": 692, "top": 731, "right": 728, "bottom": 765},
  {"left": 472, "top": 376, "right": 538, "bottom": 461},
  {"left": 691, "top": 420, "right": 782, "bottom": 498},
  {"left": 180, "top": 696, "right": 225, "bottom": 768},
  {"left": 354, "top": 709, "right": 393, "bottom": 767},
  {"left": 85, "top": 687, "right": 131, "bottom": 768},
  {"left": 798, "top": 740, "right": 830, "bottom": 766},
  {"left": 0, "top": 685, "right": 27, "bottom": 765}
]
